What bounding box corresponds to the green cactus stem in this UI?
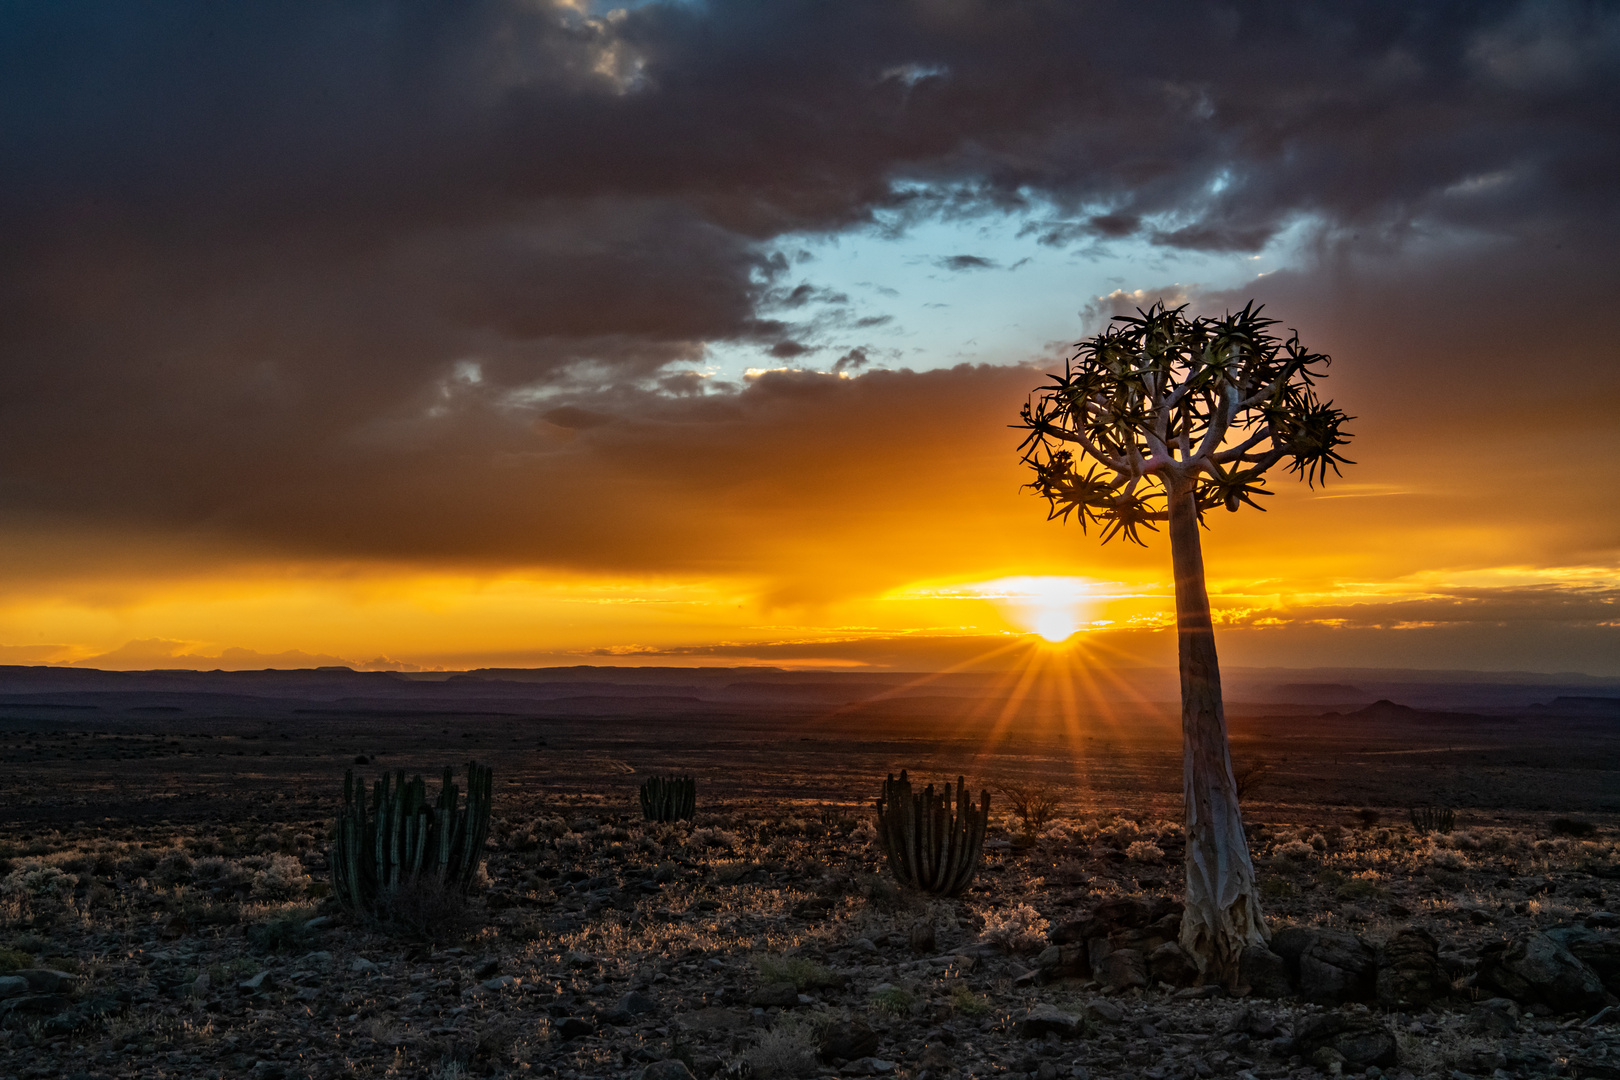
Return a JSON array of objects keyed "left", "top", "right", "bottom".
[
  {"left": 639, "top": 775, "right": 696, "bottom": 822},
  {"left": 330, "top": 759, "right": 494, "bottom": 917},
  {"left": 874, "top": 771, "right": 990, "bottom": 898}
]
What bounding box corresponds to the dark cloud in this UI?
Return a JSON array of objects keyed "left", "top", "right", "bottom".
[
  {"left": 0, "top": 0, "right": 1616, "bottom": 600},
  {"left": 937, "top": 254, "right": 998, "bottom": 271}
]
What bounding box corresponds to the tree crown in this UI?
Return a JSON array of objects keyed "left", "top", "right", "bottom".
[{"left": 1017, "top": 301, "right": 1353, "bottom": 544}]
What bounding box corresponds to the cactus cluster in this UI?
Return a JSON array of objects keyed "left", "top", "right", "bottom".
[
  {"left": 639, "top": 775, "right": 696, "bottom": 822},
  {"left": 330, "top": 760, "right": 493, "bottom": 915},
  {"left": 875, "top": 771, "right": 990, "bottom": 897},
  {"left": 1410, "top": 805, "right": 1456, "bottom": 835}
]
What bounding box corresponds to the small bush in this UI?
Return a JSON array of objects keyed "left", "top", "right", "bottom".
[
  {"left": 755, "top": 955, "right": 843, "bottom": 991},
  {"left": 249, "top": 854, "right": 312, "bottom": 902},
  {"left": 745, "top": 1023, "right": 818, "bottom": 1079},
  {"left": 997, "top": 782, "right": 1061, "bottom": 841},
  {"left": 247, "top": 913, "right": 318, "bottom": 954},
  {"left": 1410, "top": 806, "right": 1455, "bottom": 835},
  {"left": 949, "top": 983, "right": 990, "bottom": 1016},
  {"left": 1550, "top": 818, "right": 1597, "bottom": 838},
  {"left": 979, "top": 902, "right": 1049, "bottom": 953},
  {"left": 1125, "top": 840, "right": 1164, "bottom": 863},
  {"left": 0, "top": 946, "right": 34, "bottom": 971},
  {"left": 870, "top": 986, "right": 915, "bottom": 1016},
  {"left": 1259, "top": 877, "right": 1296, "bottom": 899}
]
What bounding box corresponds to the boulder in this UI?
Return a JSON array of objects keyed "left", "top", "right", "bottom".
[
  {"left": 1274, "top": 928, "right": 1376, "bottom": 1004},
  {"left": 1035, "top": 943, "right": 1088, "bottom": 979},
  {"left": 1547, "top": 925, "right": 1620, "bottom": 994},
  {"left": 555, "top": 1016, "right": 595, "bottom": 1040},
  {"left": 1092, "top": 897, "right": 1153, "bottom": 929},
  {"left": 819, "top": 1019, "right": 880, "bottom": 1062},
  {"left": 748, "top": 982, "right": 800, "bottom": 1008},
  {"left": 1292, "top": 1009, "right": 1398, "bottom": 1069},
  {"left": 1097, "top": 948, "right": 1148, "bottom": 992},
  {"left": 1478, "top": 932, "right": 1608, "bottom": 1014},
  {"left": 1050, "top": 916, "right": 1104, "bottom": 946},
  {"left": 1147, "top": 941, "right": 1199, "bottom": 987},
  {"left": 1239, "top": 945, "right": 1293, "bottom": 999},
  {"left": 1376, "top": 927, "right": 1448, "bottom": 1009},
  {"left": 1020, "top": 1003, "right": 1081, "bottom": 1039},
  {"left": 0, "top": 976, "right": 27, "bottom": 1000},
  {"left": 1084, "top": 998, "right": 1125, "bottom": 1024},
  {"left": 10, "top": 969, "right": 76, "bottom": 995}
]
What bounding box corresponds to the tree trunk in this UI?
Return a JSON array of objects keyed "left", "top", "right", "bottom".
[{"left": 1166, "top": 476, "right": 1267, "bottom": 984}]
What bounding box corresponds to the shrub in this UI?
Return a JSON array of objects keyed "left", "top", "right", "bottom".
[
  {"left": 1126, "top": 840, "right": 1165, "bottom": 863},
  {"left": 1273, "top": 839, "right": 1315, "bottom": 860},
  {"left": 1410, "top": 806, "right": 1455, "bottom": 835},
  {"left": 997, "top": 781, "right": 1061, "bottom": 841},
  {"left": 870, "top": 986, "right": 915, "bottom": 1015},
  {"left": 755, "top": 955, "right": 843, "bottom": 991},
  {"left": 745, "top": 1023, "right": 818, "bottom": 1079},
  {"left": 1551, "top": 818, "right": 1597, "bottom": 838},
  {"left": 247, "top": 913, "right": 318, "bottom": 954},
  {"left": 949, "top": 983, "right": 991, "bottom": 1016},
  {"left": 250, "top": 854, "right": 312, "bottom": 902},
  {"left": 980, "top": 902, "right": 1049, "bottom": 953}
]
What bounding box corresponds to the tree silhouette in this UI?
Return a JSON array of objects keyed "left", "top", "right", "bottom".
[{"left": 1017, "top": 301, "right": 1353, "bottom": 982}]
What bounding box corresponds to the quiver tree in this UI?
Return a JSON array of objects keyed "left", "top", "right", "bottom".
[{"left": 1016, "top": 302, "right": 1352, "bottom": 983}]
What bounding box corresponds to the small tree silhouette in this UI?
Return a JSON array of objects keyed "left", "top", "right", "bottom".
[{"left": 1016, "top": 301, "right": 1352, "bottom": 982}]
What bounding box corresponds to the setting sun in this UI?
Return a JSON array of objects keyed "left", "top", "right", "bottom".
[{"left": 974, "top": 576, "right": 1092, "bottom": 643}]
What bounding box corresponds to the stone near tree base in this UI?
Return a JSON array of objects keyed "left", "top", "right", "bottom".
[
  {"left": 1148, "top": 941, "right": 1199, "bottom": 987},
  {"left": 1097, "top": 948, "right": 1148, "bottom": 992},
  {"left": 1021, "top": 1003, "right": 1082, "bottom": 1039},
  {"left": 1273, "top": 928, "right": 1377, "bottom": 1004},
  {"left": 1291, "top": 1009, "right": 1399, "bottom": 1069},
  {"left": 1239, "top": 945, "right": 1293, "bottom": 999},
  {"left": 1376, "top": 926, "right": 1448, "bottom": 1009},
  {"left": 1478, "top": 931, "right": 1609, "bottom": 1014}
]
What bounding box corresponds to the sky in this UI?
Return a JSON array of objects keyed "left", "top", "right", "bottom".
[{"left": 0, "top": 0, "right": 1617, "bottom": 674}]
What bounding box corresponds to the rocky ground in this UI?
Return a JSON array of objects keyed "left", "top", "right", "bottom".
[{"left": 3, "top": 794, "right": 1619, "bottom": 1080}]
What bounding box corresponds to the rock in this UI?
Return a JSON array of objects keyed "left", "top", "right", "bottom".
[
  {"left": 1274, "top": 928, "right": 1376, "bottom": 1004},
  {"left": 1469, "top": 998, "right": 1519, "bottom": 1037},
  {"left": 239, "top": 971, "right": 273, "bottom": 992},
  {"left": 1051, "top": 917, "right": 1103, "bottom": 945},
  {"left": 1547, "top": 925, "right": 1620, "bottom": 993},
  {"left": 1292, "top": 1009, "right": 1399, "bottom": 1069},
  {"left": 748, "top": 981, "right": 799, "bottom": 1007},
  {"left": 1239, "top": 945, "right": 1293, "bottom": 999},
  {"left": 1377, "top": 927, "right": 1448, "bottom": 1009},
  {"left": 350, "top": 957, "right": 379, "bottom": 973},
  {"left": 617, "top": 990, "right": 657, "bottom": 1016},
  {"left": 555, "top": 1016, "right": 594, "bottom": 1040},
  {"left": 482, "top": 974, "right": 518, "bottom": 991},
  {"left": 908, "top": 920, "right": 937, "bottom": 954},
  {"left": 1021, "top": 1003, "right": 1081, "bottom": 1038},
  {"left": 1093, "top": 896, "right": 1154, "bottom": 929},
  {"left": 0, "top": 976, "right": 27, "bottom": 1000},
  {"left": 1097, "top": 947, "right": 1148, "bottom": 992},
  {"left": 1478, "top": 932, "right": 1609, "bottom": 1013},
  {"left": 1085, "top": 998, "right": 1125, "bottom": 1024},
  {"left": 11, "top": 969, "right": 76, "bottom": 995},
  {"left": 1148, "top": 941, "right": 1199, "bottom": 987},
  {"left": 819, "top": 1019, "right": 880, "bottom": 1062},
  {"left": 641, "top": 1061, "right": 696, "bottom": 1080},
  {"left": 1036, "top": 943, "right": 1088, "bottom": 979}
]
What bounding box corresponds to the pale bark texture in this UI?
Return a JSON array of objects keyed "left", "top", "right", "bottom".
[{"left": 1167, "top": 478, "right": 1268, "bottom": 982}]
